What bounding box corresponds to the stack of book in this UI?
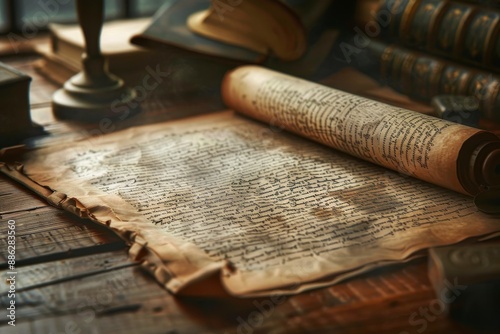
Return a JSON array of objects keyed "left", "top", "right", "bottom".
[
  {"left": 33, "top": 17, "right": 230, "bottom": 103},
  {"left": 347, "top": 0, "right": 500, "bottom": 122},
  {"left": 35, "top": 18, "right": 158, "bottom": 86},
  {"left": 129, "top": 0, "right": 340, "bottom": 79}
]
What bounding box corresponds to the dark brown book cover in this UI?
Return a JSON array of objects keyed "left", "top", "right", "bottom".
[
  {"left": 381, "top": 0, "right": 415, "bottom": 38},
  {"left": 359, "top": 40, "right": 500, "bottom": 121},
  {"left": 410, "top": 57, "right": 445, "bottom": 100},
  {"left": 378, "top": 0, "right": 500, "bottom": 73},
  {"left": 130, "top": 0, "right": 301, "bottom": 65},
  {"left": 493, "top": 27, "right": 500, "bottom": 66},
  {"left": 462, "top": 9, "right": 500, "bottom": 65},
  {"left": 434, "top": 2, "right": 474, "bottom": 55},
  {"left": 406, "top": 0, "right": 447, "bottom": 47},
  {"left": 468, "top": 72, "right": 500, "bottom": 120},
  {"left": 439, "top": 65, "right": 475, "bottom": 95},
  {"left": 0, "top": 63, "right": 44, "bottom": 147}
]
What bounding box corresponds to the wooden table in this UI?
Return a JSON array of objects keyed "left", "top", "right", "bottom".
[{"left": 0, "top": 44, "right": 494, "bottom": 334}]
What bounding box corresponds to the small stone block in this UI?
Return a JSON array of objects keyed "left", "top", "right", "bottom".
[
  {"left": 428, "top": 244, "right": 500, "bottom": 330},
  {"left": 0, "top": 62, "right": 44, "bottom": 148}
]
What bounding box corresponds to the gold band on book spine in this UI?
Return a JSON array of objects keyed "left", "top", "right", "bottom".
[
  {"left": 426, "top": 0, "right": 449, "bottom": 47},
  {"left": 448, "top": 5, "right": 476, "bottom": 57},
  {"left": 399, "top": 0, "right": 421, "bottom": 39},
  {"left": 380, "top": 0, "right": 500, "bottom": 73},
  {"left": 407, "top": 0, "right": 447, "bottom": 47},
  {"left": 439, "top": 66, "right": 474, "bottom": 96},
  {"left": 463, "top": 11, "right": 500, "bottom": 65},
  {"left": 484, "top": 16, "right": 500, "bottom": 66},
  {"left": 380, "top": 45, "right": 395, "bottom": 84}
]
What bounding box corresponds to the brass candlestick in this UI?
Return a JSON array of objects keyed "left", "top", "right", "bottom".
[{"left": 52, "top": 0, "right": 140, "bottom": 122}]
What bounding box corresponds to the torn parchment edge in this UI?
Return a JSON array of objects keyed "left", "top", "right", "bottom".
[
  {"left": 2, "top": 126, "right": 500, "bottom": 298},
  {"left": 0, "top": 161, "right": 431, "bottom": 298},
  {"left": 0, "top": 161, "right": 228, "bottom": 296},
  {"left": 2, "top": 161, "right": 500, "bottom": 298}
]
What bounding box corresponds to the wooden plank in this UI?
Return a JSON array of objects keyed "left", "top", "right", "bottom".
[
  {"left": 251, "top": 263, "right": 475, "bottom": 333},
  {"left": 0, "top": 175, "right": 124, "bottom": 268},
  {"left": 0, "top": 205, "right": 124, "bottom": 268},
  {"left": 0, "top": 252, "right": 143, "bottom": 321},
  {"left": 0, "top": 310, "right": 214, "bottom": 334},
  {"left": 0, "top": 251, "right": 133, "bottom": 295},
  {"left": 263, "top": 293, "right": 476, "bottom": 334},
  {"left": 0, "top": 175, "right": 48, "bottom": 214},
  {"left": 0, "top": 252, "right": 224, "bottom": 333},
  {"left": 0, "top": 41, "right": 35, "bottom": 57},
  {"left": 0, "top": 256, "right": 477, "bottom": 333}
]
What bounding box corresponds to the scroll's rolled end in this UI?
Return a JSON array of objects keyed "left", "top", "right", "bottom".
[
  {"left": 473, "top": 145, "right": 500, "bottom": 214},
  {"left": 481, "top": 149, "right": 500, "bottom": 187},
  {"left": 458, "top": 133, "right": 500, "bottom": 196},
  {"left": 471, "top": 141, "right": 500, "bottom": 190}
]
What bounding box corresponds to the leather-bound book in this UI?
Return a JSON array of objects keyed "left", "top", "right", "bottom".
[
  {"left": 377, "top": 0, "right": 500, "bottom": 72},
  {"left": 356, "top": 39, "right": 500, "bottom": 121}
]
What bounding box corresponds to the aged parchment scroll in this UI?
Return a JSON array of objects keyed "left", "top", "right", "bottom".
[
  {"left": 223, "top": 66, "right": 500, "bottom": 196},
  {"left": 1, "top": 66, "right": 499, "bottom": 297}
]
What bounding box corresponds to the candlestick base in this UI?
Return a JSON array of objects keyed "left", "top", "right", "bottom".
[{"left": 52, "top": 74, "right": 140, "bottom": 122}]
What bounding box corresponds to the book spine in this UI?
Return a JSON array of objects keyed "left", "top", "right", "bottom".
[
  {"left": 362, "top": 40, "right": 500, "bottom": 120},
  {"left": 458, "top": 0, "right": 500, "bottom": 8},
  {"left": 379, "top": 0, "right": 418, "bottom": 39},
  {"left": 378, "top": 0, "right": 500, "bottom": 72},
  {"left": 403, "top": 0, "right": 447, "bottom": 47}
]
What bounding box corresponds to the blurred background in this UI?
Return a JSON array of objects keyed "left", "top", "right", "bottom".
[{"left": 0, "top": 0, "right": 164, "bottom": 33}]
